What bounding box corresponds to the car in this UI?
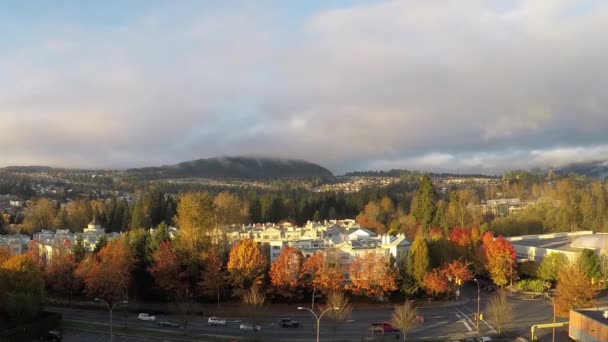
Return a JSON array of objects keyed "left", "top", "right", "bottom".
[
  {"left": 369, "top": 322, "right": 397, "bottom": 333},
  {"left": 279, "top": 317, "right": 300, "bottom": 328},
  {"left": 208, "top": 316, "right": 226, "bottom": 326},
  {"left": 137, "top": 313, "right": 156, "bottom": 321},
  {"left": 477, "top": 337, "right": 492, "bottom": 342},
  {"left": 239, "top": 323, "right": 261, "bottom": 332},
  {"left": 38, "top": 330, "right": 62, "bottom": 341},
  {"left": 158, "top": 321, "right": 180, "bottom": 328}
]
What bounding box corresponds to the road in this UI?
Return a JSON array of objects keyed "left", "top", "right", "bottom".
[{"left": 46, "top": 284, "right": 559, "bottom": 341}]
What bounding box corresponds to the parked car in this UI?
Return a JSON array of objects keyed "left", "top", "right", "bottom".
[
  {"left": 477, "top": 337, "right": 492, "bottom": 342},
  {"left": 239, "top": 323, "right": 261, "bottom": 332},
  {"left": 137, "top": 313, "right": 156, "bottom": 321},
  {"left": 38, "top": 330, "right": 62, "bottom": 341},
  {"left": 208, "top": 316, "right": 227, "bottom": 326},
  {"left": 279, "top": 317, "right": 300, "bottom": 328},
  {"left": 368, "top": 322, "right": 397, "bottom": 333},
  {"left": 158, "top": 321, "right": 180, "bottom": 328}
]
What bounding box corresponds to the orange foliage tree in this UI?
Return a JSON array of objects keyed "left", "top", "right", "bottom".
[
  {"left": 450, "top": 227, "right": 472, "bottom": 248},
  {"left": 424, "top": 269, "right": 449, "bottom": 296},
  {"left": 227, "top": 239, "right": 269, "bottom": 296},
  {"left": 300, "top": 251, "right": 344, "bottom": 294},
  {"left": 270, "top": 246, "right": 304, "bottom": 299},
  {"left": 0, "top": 247, "right": 10, "bottom": 264},
  {"left": 483, "top": 233, "right": 516, "bottom": 286},
  {"left": 349, "top": 251, "right": 398, "bottom": 298},
  {"left": 76, "top": 239, "right": 134, "bottom": 303},
  {"left": 555, "top": 263, "right": 601, "bottom": 317}
]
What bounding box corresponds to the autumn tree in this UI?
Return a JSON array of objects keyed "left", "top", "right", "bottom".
[
  {"left": 487, "top": 290, "right": 513, "bottom": 335},
  {"left": 537, "top": 252, "right": 569, "bottom": 283},
  {"left": 408, "top": 234, "right": 430, "bottom": 288},
  {"left": 174, "top": 192, "right": 216, "bottom": 254},
  {"left": 349, "top": 251, "right": 397, "bottom": 299},
  {"left": 22, "top": 198, "right": 56, "bottom": 234},
  {"left": 45, "top": 246, "right": 80, "bottom": 304},
  {"left": 240, "top": 284, "right": 267, "bottom": 328},
  {"left": 227, "top": 239, "right": 269, "bottom": 296},
  {"left": 424, "top": 269, "right": 449, "bottom": 296},
  {"left": 555, "top": 263, "right": 600, "bottom": 317},
  {"left": 300, "top": 251, "right": 344, "bottom": 295},
  {"left": 198, "top": 247, "right": 226, "bottom": 308},
  {"left": 215, "top": 192, "right": 245, "bottom": 227},
  {"left": 390, "top": 300, "right": 420, "bottom": 341},
  {"left": 75, "top": 239, "right": 134, "bottom": 304},
  {"left": 483, "top": 233, "right": 516, "bottom": 287},
  {"left": 322, "top": 291, "right": 352, "bottom": 337},
  {"left": 1, "top": 254, "right": 45, "bottom": 323},
  {"left": 269, "top": 246, "right": 303, "bottom": 299},
  {"left": 66, "top": 199, "right": 93, "bottom": 232},
  {"left": 149, "top": 241, "right": 201, "bottom": 333}
]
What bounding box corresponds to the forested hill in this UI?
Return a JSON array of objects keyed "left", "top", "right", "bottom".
[
  {"left": 552, "top": 161, "right": 608, "bottom": 179},
  {"left": 125, "top": 157, "right": 334, "bottom": 180}
]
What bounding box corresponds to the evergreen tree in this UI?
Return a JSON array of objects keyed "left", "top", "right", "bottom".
[
  {"left": 249, "top": 198, "right": 262, "bottom": 223},
  {"left": 407, "top": 234, "right": 431, "bottom": 288},
  {"left": 411, "top": 175, "right": 437, "bottom": 230},
  {"left": 578, "top": 249, "right": 601, "bottom": 281}
]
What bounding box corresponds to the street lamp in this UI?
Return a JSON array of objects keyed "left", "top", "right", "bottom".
[
  {"left": 95, "top": 298, "right": 128, "bottom": 342},
  {"left": 473, "top": 278, "right": 480, "bottom": 335},
  {"left": 298, "top": 306, "right": 339, "bottom": 342},
  {"left": 547, "top": 295, "right": 556, "bottom": 342}
]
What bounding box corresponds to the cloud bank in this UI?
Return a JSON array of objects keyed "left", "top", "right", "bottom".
[{"left": 1, "top": 0, "right": 608, "bottom": 174}]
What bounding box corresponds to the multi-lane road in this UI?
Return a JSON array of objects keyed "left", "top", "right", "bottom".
[{"left": 47, "top": 284, "right": 562, "bottom": 341}]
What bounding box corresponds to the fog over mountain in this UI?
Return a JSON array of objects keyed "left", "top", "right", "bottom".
[{"left": 2, "top": 1, "right": 608, "bottom": 173}]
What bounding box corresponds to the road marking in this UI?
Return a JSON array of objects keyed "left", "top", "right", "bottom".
[
  {"left": 456, "top": 313, "right": 472, "bottom": 331},
  {"left": 461, "top": 304, "right": 498, "bottom": 334},
  {"left": 455, "top": 307, "right": 476, "bottom": 327}
]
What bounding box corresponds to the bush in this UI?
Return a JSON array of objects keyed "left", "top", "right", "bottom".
[
  {"left": 0, "top": 311, "right": 61, "bottom": 341},
  {"left": 517, "top": 279, "right": 546, "bottom": 293}
]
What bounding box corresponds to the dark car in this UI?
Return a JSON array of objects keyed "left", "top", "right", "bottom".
[
  {"left": 279, "top": 317, "right": 300, "bottom": 328},
  {"left": 158, "top": 321, "right": 180, "bottom": 328},
  {"left": 39, "top": 330, "right": 62, "bottom": 341},
  {"left": 369, "top": 322, "right": 397, "bottom": 333}
]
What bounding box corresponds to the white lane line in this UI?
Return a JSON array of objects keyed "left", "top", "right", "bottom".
[
  {"left": 462, "top": 304, "right": 498, "bottom": 334},
  {"left": 455, "top": 307, "right": 476, "bottom": 327},
  {"left": 456, "top": 313, "right": 472, "bottom": 331}
]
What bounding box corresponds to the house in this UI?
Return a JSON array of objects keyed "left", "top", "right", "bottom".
[{"left": 348, "top": 228, "right": 376, "bottom": 241}]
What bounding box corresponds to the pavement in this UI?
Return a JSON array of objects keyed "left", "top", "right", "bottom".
[{"left": 43, "top": 284, "right": 563, "bottom": 342}]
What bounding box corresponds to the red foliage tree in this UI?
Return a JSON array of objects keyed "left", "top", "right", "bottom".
[
  {"left": 424, "top": 269, "right": 449, "bottom": 296},
  {"left": 449, "top": 227, "right": 472, "bottom": 248},
  {"left": 45, "top": 246, "right": 80, "bottom": 301},
  {"left": 75, "top": 239, "right": 134, "bottom": 303}
]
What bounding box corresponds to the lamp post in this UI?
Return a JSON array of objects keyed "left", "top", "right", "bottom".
[
  {"left": 95, "top": 298, "right": 127, "bottom": 342},
  {"left": 547, "top": 295, "right": 556, "bottom": 342},
  {"left": 298, "top": 306, "right": 339, "bottom": 342},
  {"left": 473, "top": 278, "right": 480, "bottom": 335}
]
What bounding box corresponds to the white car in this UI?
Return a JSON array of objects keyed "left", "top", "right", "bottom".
[
  {"left": 239, "top": 323, "right": 261, "bottom": 332},
  {"left": 137, "top": 313, "right": 156, "bottom": 321},
  {"left": 208, "top": 317, "right": 226, "bottom": 326}
]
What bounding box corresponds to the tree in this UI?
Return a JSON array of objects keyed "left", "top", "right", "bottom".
[
  {"left": 487, "top": 290, "right": 513, "bottom": 335},
  {"left": 22, "top": 198, "right": 56, "bottom": 234},
  {"left": 269, "top": 246, "right": 303, "bottom": 299},
  {"left": 577, "top": 249, "right": 601, "bottom": 281},
  {"left": 45, "top": 246, "right": 79, "bottom": 304},
  {"left": 53, "top": 207, "right": 70, "bottom": 230},
  {"left": 174, "top": 192, "right": 216, "bottom": 254},
  {"left": 554, "top": 263, "right": 600, "bottom": 317},
  {"left": 322, "top": 291, "right": 352, "bottom": 337},
  {"left": 227, "top": 239, "right": 268, "bottom": 296},
  {"left": 300, "top": 251, "right": 344, "bottom": 295},
  {"left": 408, "top": 234, "right": 431, "bottom": 287},
  {"left": 75, "top": 239, "right": 134, "bottom": 304},
  {"left": 1, "top": 254, "right": 45, "bottom": 323},
  {"left": 249, "top": 197, "right": 262, "bottom": 223},
  {"left": 240, "top": 284, "right": 266, "bottom": 328},
  {"left": 199, "top": 247, "right": 226, "bottom": 308},
  {"left": 411, "top": 175, "right": 437, "bottom": 229},
  {"left": 537, "top": 253, "right": 569, "bottom": 283},
  {"left": 390, "top": 300, "right": 420, "bottom": 341},
  {"left": 72, "top": 236, "right": 86, "bottom": 262},
  {"left": 349, "top": 251, "right": 397, "bottom": 298},
  {"left": 483, "top": 233, "right": 516, "bottom": 287},
  {"left": 66, "top": 200, "right": 93, "bottom": 232},
  {"left": 424, "top": 269, "right": 449, "bottom": 296},
  {"left": 149, "top": 241, "right": 200, "bottom": 334},
  {"left": 215, "top": 192, "right": 244, "bottom": 227}
]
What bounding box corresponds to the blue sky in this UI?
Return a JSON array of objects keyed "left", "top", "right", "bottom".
[{"left": 1, "top": 0, "right": 608, "bottom": 174}]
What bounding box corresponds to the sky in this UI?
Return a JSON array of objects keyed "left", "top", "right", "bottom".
[{"left": 2, "top": 0, "right": 608, "bottom": 174}]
